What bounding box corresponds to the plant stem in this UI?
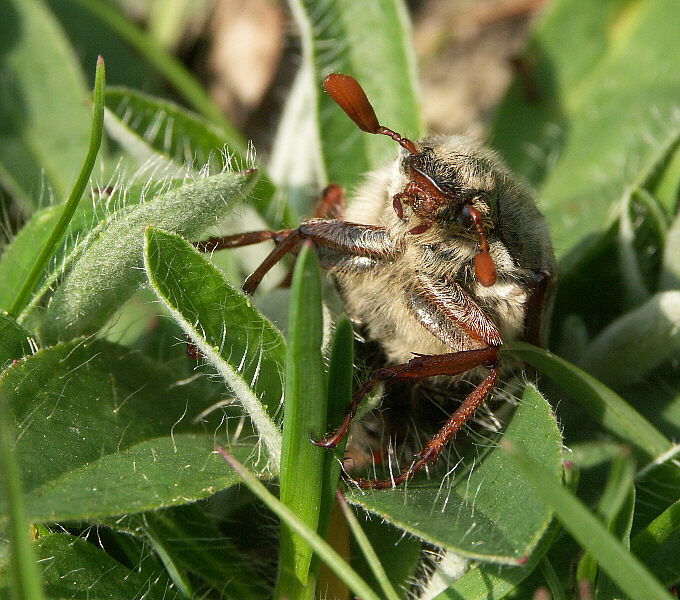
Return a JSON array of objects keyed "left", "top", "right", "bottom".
[
  {"left": 8, "top": 56, "right": 105, "bottom": 320},
  {"left": 0, "top": 389, "right": 46, "bottom": 599}
]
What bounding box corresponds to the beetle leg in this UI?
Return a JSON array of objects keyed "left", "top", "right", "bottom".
[
  {"left": 278, "top": 184, "right": 348, "bottom": 288},
  {"left": 199, "top": 218, "right": 398, "bottom": 294},
  {"left": 316, "top": 184, "right": 346, "bottom": 219},
  {"left": 354, "top": 361, "right": 499, "bottom": 489},
  {"left": 196, "top": 229, "right": 292, "bottom": 252},
  {"left": 315, "top": 273, "right": 504, "bottom": 488},
  {"left": 196, "top": 184, "right": 345, "bottom": 255},
  {"left": 312, "top": 345, "right": 498, "bottom": 449}
]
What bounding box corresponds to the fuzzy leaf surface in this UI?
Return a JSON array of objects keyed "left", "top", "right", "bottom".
[
  {"left": 0, "top": 314, "right": 33, "bottom": 367},
  {"left": 0, "top": 533, "right": 178, "bottom": 600},
  {"left": 345, "top": 384, "right": 562, "bottom": 564},
  {"left": 0, "top": 338, "right": 256, "bottom": 522},
  {"left": 0, "top": 178, "right": 183, "bottom": 313},
  {"left": 139, "top": 505, "right": 270, "bottom": 600},
  {"left": 105, "top": 86, "right": 289, "bottom": 226},
  {"left": 38, "top": 169, "right": 257, "bottom": 343},
  {"left": 144, "top": 227, "right": 284, "bottom": 468},
  {"left": 582, "top": 291, "right": 680, "bottom": 388},
  {"left": 105, "top": 87, "right": 243, "bottom": 173}
]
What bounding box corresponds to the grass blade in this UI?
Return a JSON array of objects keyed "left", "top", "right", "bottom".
[
  {"left": 539, "top": 557, "right": 567, "bottom": 600},
  {"left": 507, "top": 342, "right": 672, "bottom": 458},
  {"left": 8, "top": 56, "right": 105, "bottom": 319},
  {"left": 318, "top": 314, "right": 354, "bottom": 527},
  {"left": 277, "top": 242, "right": 328, "bottom": 591},
  {"left": 577, "top": 448, "right": 635, "bottom": 583},
  {"left": 632, "top": 497, "right": 680, "bottom": 561},
  {"left": 216, "top": 447, "right": 381, "bottom": 600},
  {"left": 503, "top": 439, "right": 673, "bottom": 600},
  {"left": 336, "top": 491, "right": 400, "bottom": 600},
  {"left": 0, "top": 390, "right": 46, "bottom": 599}
]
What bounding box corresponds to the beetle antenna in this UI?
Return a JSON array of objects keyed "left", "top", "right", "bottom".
[{"left": 323, "top": 73, "right": 418, "bottom": 155}]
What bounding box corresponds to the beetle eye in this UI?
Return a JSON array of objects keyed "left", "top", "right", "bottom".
[{"left": 458, "top": 204, "right": 474, "bottom": 230}]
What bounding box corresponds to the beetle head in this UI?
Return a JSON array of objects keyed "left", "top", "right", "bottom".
[{"left": 323, "top": 73, "right": 496, "bottom": 286}]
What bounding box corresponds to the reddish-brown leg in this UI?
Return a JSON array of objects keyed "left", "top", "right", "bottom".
[
  {"left": 242, "top": 230, "right": 302, "bottom": 295},
  {"left": 316, "top": 184, "right": 346, "bottom": 219},
  {"left": 312, "top": 346, "right": 498, "bottom": 449},
  {"left": 278, "top": 184, "right": 347, "bottom": 287},
  {"left": 354, "top": 363, "right": 499, "bottom": 489},
  {"left": 196, "top": 229, "right": 293, "bottom": 252}
]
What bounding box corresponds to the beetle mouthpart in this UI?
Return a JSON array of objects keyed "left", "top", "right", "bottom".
[
  {"left": 392, "top": 195, "right": 404, "bottom": 219},
  {"left": 475, "top": 250, "right": 496, "bottom": 287},
  {"left": 409, "top": 222, "right": 432, "bottom": 235},
  {"left": 466, "top": 203, "right": 497, "bottom": 286}
]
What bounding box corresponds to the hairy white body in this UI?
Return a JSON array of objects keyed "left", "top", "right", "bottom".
[{"left": 332, "top": 135, "right": 554, "bottom": 366}]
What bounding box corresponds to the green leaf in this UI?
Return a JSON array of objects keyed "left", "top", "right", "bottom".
[
  {"left": 289, "top": 0, "right": 422, "bottom": 189},
  {"left": 268, "top": 61, "right": 324, "bottom": 218},
  {"left": 7, "top": 55, "right": 105, "bottom": 319},
  {"left": 540, "top": 557, "right": 568, "bottom": 600},
  {"left": 104, "top": 87, "right": 289, "bottom": 227},
  {"left": 144, "top": 227, "right": 284, "bottom": 469},
  {"left": 431, "top": 521, "right": 561, "bottom": 600},
  {"left": 104, "top": 87, "right": 241, "bottom": 175},
  {"left": 0, "top": 0, "right": 91, "bottom": 211},
  {"left": 139, "top": 504, "right": 270, "bottom": 600},
  {"left": 67, "top": 0, "right": 243, "bottom": 144},
  {"left": 0, "top": 533, "right": 179, "bottom": 600},
  {"left": 617, "top": 188, "right": 668, "bottom": 306},
  {"left": 631, "top": 497, "right": 680, "bottom": 586},
  {"left": 336, "top": 492, "right": 400, "bottom": 600},
  {"left": 633, "top": 497, "right": 680, "bottom": 562},
  {"left": 504, "top": 440, "right": 673, "bottom": 600},
  {"left": 581, "top": 291, "right": 680, "bottom": 388},
  {"left": 0, "top": 390, "right": 46, "bottom": 600},
  {"left": 0, "top": 314, "right": 33, "bottom": 368},
  {"left": 660, "top": 209, "right": 680, "bottom": 290},
  {"left": 46, "top": 0, "right": 162, "bottom": 92},
  {"left": 493, "top": 0, "right": 680, "bottom": 265},
  {"left": 508, "top": 342, "right": 672, "bottom": 458},
  {"left": 217, "top": 447, "right": 382, "bottom": 600},
  {"left": 348, "top": 515, "right": 421, "bottom": 598},
  {"left": 346, "top": 384, "right": 562, "bottom": 564},
  {"left": 278, "top": 243, "right": 327, "bottom": 589},
  {"left": 0, "top": 338, "right": 255, "bottom": 522},
  {"left": 0, "top": 178, "right": 184, "bottom": 312},
  {"left": 649, "top": 138, "right": 680, "bottom": 212},
  {"left": 595, "top": 485, "right": 636, "bottom": 599},
  {"left": 577, "top": 449, "right": 636, "bottom": 583},
  {"left": 38, "top": 169, "right": 257, "bottom": 343},
  {"left": 319, "top": 314, "right": 355, "bottom": 528}
]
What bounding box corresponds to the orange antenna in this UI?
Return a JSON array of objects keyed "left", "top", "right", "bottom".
[{"left": 323, "top": 74, "right": 418, "bottom": 155}]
